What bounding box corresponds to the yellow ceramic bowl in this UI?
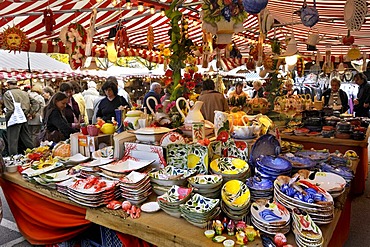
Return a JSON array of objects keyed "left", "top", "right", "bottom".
[
  {"left": 100, "top": 123, "right": 116, "bottom": 134},
  {"left": 204, "top": 230, "right": 215, "bottom": 238}
]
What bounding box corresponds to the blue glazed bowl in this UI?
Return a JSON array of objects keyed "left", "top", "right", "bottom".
[{"left": 256, "top": 155, "right": 292, "bottom": 172}]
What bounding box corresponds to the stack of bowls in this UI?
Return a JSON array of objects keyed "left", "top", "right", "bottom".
[
  {"left": 148, "top": 166, "right": 196, "bottom": 195},
  {"left": 292, "top": 208, "right": 323, "bottom": 247},
  {"left": 282, "top": 154, "right": 317, "bottom": 173},
  {"left": 179, "top": 193, "right": 220, "bottom": 228},
  {"left": 255, "top": 155, "right": 292, "bottom": 181},
  {"left": 246, "top": 176, "right": 273, "bottom": 201},
  {"left": 295, "top": 150, "right": 330, "bottom": 163},
  {"left": 187, "top": 174, "right": 223, "bottom": 199},
  {"left": 120, "top": 171, "right": 152, "bottom": 204},
  {"left": 221, "top": 180, "right": 251, "bottom": 220},
  {"left": 251, "top": 199, "right": 291, "bottom": 235},
  {"left": 210, "top": 157, "right": 250, "bottom": 182},
  {"left": 157, "top": 185, "right": 193, "bottom": 218}
]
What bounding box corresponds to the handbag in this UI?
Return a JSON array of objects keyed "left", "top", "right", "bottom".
[
  {"left": 7, "top": 91, "right": 27, "bottom": 127},
  {"left": 38, "top": 127, "right": 64, "bottom": 143}
]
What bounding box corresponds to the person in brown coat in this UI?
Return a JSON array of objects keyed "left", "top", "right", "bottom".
[{"left": 198, "top": 79, "right": 229, "bottom": 122}]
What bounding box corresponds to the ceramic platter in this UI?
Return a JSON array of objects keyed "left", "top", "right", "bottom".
[
  {"left": 80, "top": 158, "right": 115, "bottom": 167},
  {"left": 251, "top": 199, "right": 290, "bottom": 226},
  {"left": 210, "top": 157, "right": 249, "bottom": 175},
  {"left": 21, "top": 162, "right": 64, "bottom": 177},
  {"left": 187, "top": 174, "right": 223, "bottom": 189},
  {"left": 60, "top": 153, "right": 90, "bottom": 165},
  {"left": 221, "top": 180, "right": 250, "bottom": 209},
  {"left": 321, "top": 163, "right": 354, "bottom": 182},
  {"left": 100, "top": 159, "right": 154, "bottom": 174},
  {"left": 141, "top": 202, "right": 160, "bottom": 213},
  {"left": 92, "top": 146, "right": 114, "bottom": 159},
  {"left": 292, "top": 208, "right": 323, "bottom": 247},
  {"left": 300, "top": 171, "right": 346, "bottom": 194},
  {"left": 160, "top": 132, "right": 186, "bottom": 147},
  {"left": 295, "top": 150, "right": 330, "bottom": 162},
  {"left": 282, "top": 155, "right": 316, "bottom": 170},
  {"left": 39, "top": 169, "right": 73, "bottom": 183}
]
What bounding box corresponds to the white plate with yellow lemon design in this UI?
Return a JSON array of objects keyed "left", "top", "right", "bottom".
[
  {"left": 210, "top": 157, "right": 249, "bottom": 176},
  {"left": 221, "top": 180, "right": 251, "bottom": 210}
]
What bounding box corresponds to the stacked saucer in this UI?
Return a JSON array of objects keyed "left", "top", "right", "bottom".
[
  {"left": 292, "top": 208, "right": 324, "bottom": 247},
  {"left": 66, "top": 176, "right": 119, "bottom": 207},
  {"left": 157, "top": 185, "right": 193, "bottom": 218},
  {"left": 255, "top": 155, "right": 292, "bottom": 181},
  {"left": 179, "top": 193, "right": 220, "bottom": 228},
  {"left": 221, "top": 180, "right": 251, "bottom": 220},
  {"left": 295, "top": 170, "right": 346, "bottom": 198},
  {"left": 274, "top": 175, "right": 334, "bottom": 224},
  {"left": 251, "top": 199, "right": 291, "bottom": 235},
  {"left": 148, "top": 166, "right": 196, "bottom": 195},
  {"left": 246, "top": 176, "right": 273, "bottom": 201},
  {"left": 187, "top": 174, "right": 223, "bottom": 199},
  {"left": 210, "top": 157, "right": 250, "bottom": 182},
  {"left": 120, "top": 171, "right": 152, "bottom": 204}
]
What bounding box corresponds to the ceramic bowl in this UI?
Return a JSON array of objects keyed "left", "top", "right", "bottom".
[
  {"left": 210, "top": 157, "right": 249, "bottom": 175},
  {"left": 6, "top": 164, "right": 19, "bottom": 173},
  {"left": 204, "top": 230, "right": 215, "bottom": 238},
  {"left": 223, "top": 240, "right": 235, "bottom": 247},
  {"left": 221, "top": 180, "right": 250, "bottom": 210},
  {"left": 134, "top": 127, "right": 171, "bottom": 143},
  {"left": 187, "top": 174, "right": 223, "bottom": 189}
]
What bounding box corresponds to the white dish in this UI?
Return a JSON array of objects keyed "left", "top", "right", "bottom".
[
  {"left": 21, "top": 162, "right": 64, "bottom": 177},
  {"left": 301, "top": 172, "right": 346, "bottom": 193},
  {"left": 62, "top": 153, "right": 90, "bottom": 165},
  {"left": 141, "top": 201, "right": 160, "bottom": 213},
  {"left": 81, "top": 158, "right": 115, "bottom": 167},
  {"left": 100, "top": 159, "right": 154, "bottom": 174},
  {"left": 40, "top": 169, "right": 72, "bottom": 182},
  {"left": 134, "top": 127, "right": 171, "bottom": 135}
]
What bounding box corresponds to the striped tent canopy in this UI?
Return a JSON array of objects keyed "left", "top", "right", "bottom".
[{"left": 1, "top": 0, "right": 370, "bottom": 64}]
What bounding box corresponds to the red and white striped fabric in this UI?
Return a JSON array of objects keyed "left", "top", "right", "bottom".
[{"left": 1, "top": 0, "right": 370, "bottom": 60}]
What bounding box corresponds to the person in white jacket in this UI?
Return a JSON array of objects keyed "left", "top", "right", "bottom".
[{"left": 82, "top": 81, "right": 100, "bottom": 124}]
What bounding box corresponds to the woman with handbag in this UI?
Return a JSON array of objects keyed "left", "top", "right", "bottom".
[{"left": 40, "top": 92, "right": 79, "bottom": 143}]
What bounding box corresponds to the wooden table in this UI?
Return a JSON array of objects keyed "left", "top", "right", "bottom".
[
  {"left": 281, "top": 129, "right": 369, "bottom": 195},
  {"left": 1, "top": 168, "right": 357, "bottom": 247}
]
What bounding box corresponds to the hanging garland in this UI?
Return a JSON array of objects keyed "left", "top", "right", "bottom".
[{"left": 1, "top": 26, "right": 29, "bottom": 53}]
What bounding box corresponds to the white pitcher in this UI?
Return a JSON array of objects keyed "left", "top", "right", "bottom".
[{"left": 176, "top": 97, "right": 204, "bottom": 124}]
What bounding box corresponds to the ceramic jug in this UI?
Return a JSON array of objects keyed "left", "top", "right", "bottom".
[
  {"left": 176, "top": 97, "right": 204, "bottom": 124},
  {"left": 306, "top": 31, "right": 323, "bottom": 46},
  {"left": 214, "top": 110, "right": 233, "bottom": 136},
  {"left": 146, "top": 96, "right": 168, "bottom": 121}
]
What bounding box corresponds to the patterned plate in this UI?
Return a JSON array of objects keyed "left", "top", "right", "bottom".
[
  {"left": 179, "top": 193, "right": 219, "bottom": 214},
  {"left": 221, "top": 180, "right": 250, "bottom": 209},
  {"left": 210, "top": 157, "right": 249, "bottom": 175}
]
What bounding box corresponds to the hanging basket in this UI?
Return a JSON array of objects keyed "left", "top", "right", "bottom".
[
  {"left": 344, "top": 0, "right": 368, "bottom": 31},
  {"left": 300, "top": 0, "right": 319, "bottom": 27}
]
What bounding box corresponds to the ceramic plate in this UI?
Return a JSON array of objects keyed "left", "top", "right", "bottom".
[
  {"left": 134, "top": 127, "right": 171, "bottom": 135},
  {"left": 256, "top": 155, "right": 292, "bottom": 172},
  {"left": 67, "top": 177, "right": 118, "bottom": 195},
  {"left": 80, "top": 158, "right": 115, "bottom": 167},
  {"left": 221, "top": 180, "right": 250, "bottom": 209},
  {"left": 160, "top": 132, "right": 186, "bottom": 147},
  {"left": 249, "top": 134, "right": 281, "bottom": 167},
  {"left": 61, "top": 153, "right": 90, "bottom": 165},
  {"left": 210, "top": 157, "right": 249, "bottom": 175},
  {"left": 251, "top": 199, "right": 290, "bottom": 225},
  {"left": 21, "top": 162, "right": 64, "bottom": 177},
  {"left": 180, "top": 193, "right": 219, "bottom": 214},
  {"left": 141, "top": 202, "right": 160, "bottom": 213},
  {"left": 120, "top": 171, "right": 148, "bottom": 184},
  {"left": 39, "top": 169, "right": 72, "bottom": 183},
  {"left": 100, "top": 159, "right": 154, "bottom": 174}
]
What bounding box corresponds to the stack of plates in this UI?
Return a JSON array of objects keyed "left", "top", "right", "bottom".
[
  {"left": 66, "top": 176, "right": 119, "bottom": 207},
  {"left": 321, "top": 163, "right": 354, "bottom": 184},
  {"left": 221, "top": 180, "right": 251, "bottom": 221},
  {"left": 210, "top": 157, "right": 250, "bottom": 182},
  {"left": 35, "top": 169, "right": 75, "bottom": 189},
  {"left": 187, "top": 175, "right": 223, "bottom": 199},
  {"left": 149, "top": 166, "right": 196, "bottom": 195},
  {"left": 292, "top": 208, "right": 324, "bottom": 247},
  {"left": 282, "top": 154, "right": 317, "bottom": 172},
  {"left": 274, "top": 176, "right": 334, "bottom": 224},
  {"left": 100, "top": 159, "right": 154, "bottom": 178},
  {"left": 120, "top": 171, "right": 152, "bottom": 204},
  {"left": 246, "top": 176, "right": 273, "bottom": 201},
  {"left": 179, "top": 193, "right": 220, "bottom": 228},
  {"left": 157, "top": 185, "right": 193, "bottom": 218},
  {"left": 296, "top": 170, "right": 346, "bottom": 198},
  {"left": 295, "top": 150, "right": 330, "bottom": 163},
  {"left": 255, "top": 155, "right": 292, "bottom": 181},
  {"left": 251, "top": 199, "right": 291, "bottom": 235}
]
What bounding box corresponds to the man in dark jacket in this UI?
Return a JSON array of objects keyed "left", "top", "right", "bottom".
[
  {"left": 143, "top": 82, "right": 162, "bottom": 114},
  {"left": 353, "top": 73, "right": 370, "bottom": 117}
]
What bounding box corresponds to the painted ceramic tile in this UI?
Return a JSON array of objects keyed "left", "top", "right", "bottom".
[
  {"left": 166, "top": 144, "right": 189, "bottom": 169},
  {"left": 188, "top": 144, "right": 208, "bottom": 174}
]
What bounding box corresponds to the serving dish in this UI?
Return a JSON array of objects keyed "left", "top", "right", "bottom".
[
  {"left": 100, "top": 159, "right": 154, "bottom": 174},
  {"left": 132, "top": 127, "right": 171, "bottom": 143}
]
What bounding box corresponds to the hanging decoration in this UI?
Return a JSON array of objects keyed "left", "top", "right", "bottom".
[
  {"left": 346, "top": 45, "right": 362, "bottom": 61},
  {"left": 202, "top": 0, "right": 248, "bottom": 44},
  {"left": 147, "top": 26, "right": 154, "bottom": 51},
  {"left": 259, "top": 8, "right": 274, "bottom": 37},
  {"left": 0, "top": 25, "right": 29, "bottom": 53},
  {"left": 59, "top": 23, "right": 87, "bottom": 70},
  {"left": 42, "top": 8, "right": 56, "bottom": 35},
  {"left": 114, "top": 26, "right": 130, "bottom": 51},
  {"left": 85, "top": 8, "right": 97, "bottom": 56},
  {"left": 296, "top": 0, "right": 319, "bottom": 28},
  {"left": 344, "top": 0, "right": 368, "bottom": 31},
  {"left": 202, "top": 31, "right": 213, "bottom": 68},
  {"left": 243, "top": 0, "right": 269, "bottom": 15},
  {"left": 342, "top": 30, "right": 355, "bottom": 45}
]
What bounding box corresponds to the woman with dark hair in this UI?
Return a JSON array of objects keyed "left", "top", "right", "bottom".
[
  {"left": 42, "top": 86, "right": 55, "bottom": 104},
  {"left": 353, "top": 73, "right": 370, "bottom": 117},
  {"left": 41, "top": 92, "right": 79, "bottom": 142},
  {"left": 59, "top": 82, "right": 81, "bottom": 127},
  {"left": 198, "top": 79, "right": 229, "bottom": 122},
  {"left": 96, "top": 80, "right": 129, "bottom": 122}
]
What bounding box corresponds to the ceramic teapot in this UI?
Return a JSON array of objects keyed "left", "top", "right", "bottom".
[{"left": 176, "top": 97, "right": 204, "bottom": 124}]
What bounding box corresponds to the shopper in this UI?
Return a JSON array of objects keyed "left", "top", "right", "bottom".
[
  {"left": 322, "top": 78, "right": 349, "bottom": 113},
  {"left": 41, "top": 92, "right": 79, "bottom": 142},
  {"left": 82, "top": 81, "right": 100, "bottom": 124},
  {"left": 42, "top": 86, "right": 55, "bottom": 105},
  {"left": 28, "top": 84, "right": 46, "bottom": 147},
  {"left": 117, "top": 78, "right": 132, "bottom": 108},
  {"left": 228, "top": 81, "right": 249, "bottom": 99},
  {"left": 96, "top": 80, "right": 129, "bottom": 122},
  {"left": 143, "top": 82, "right": 162, "bottom": 114},
  {"left": 353, "top": 73, "right": 370, "bottom": 117},
  {"left": 70, "top": 81, "right": 88, "bottom": 124},
  {"left": 3, "top": 80, "right": 40, "bottom": 155},
  {"left": 252, "top": 80, "right": 264, "bottom": 98},
  {"left": 59, "top": 82, "right": 81, "bottom": 128},
  {"left": 198, "top": 79, "right": 229, "bottom": 122}
]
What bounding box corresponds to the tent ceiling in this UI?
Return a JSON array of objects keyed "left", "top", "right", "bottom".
[{"left": 1, "top": 0, "right": 370, "bottom": 57}]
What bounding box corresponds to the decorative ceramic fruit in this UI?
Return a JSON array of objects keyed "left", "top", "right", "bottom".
[
  {"left": 274, "top": 233, "right": 287, "bottom": 247},
  {"left": 52, "top": 143, "right": 71, "bottom": 157},
  {"left": 342, "top": 30, "right": 355, "bottom": 45},
  {"left": 100, "top": 123, "right": 116, "bottom": 134}
]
